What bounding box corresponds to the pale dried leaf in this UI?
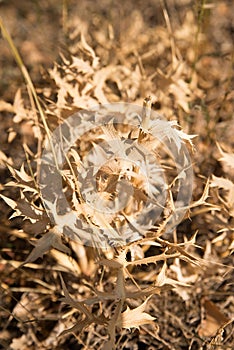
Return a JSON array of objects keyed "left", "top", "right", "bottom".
[
  {"left": 198, "top": 298, "right": 231, "bottom": 337},
  {"left": 0, "top": 150, "right": 12, "bottom": 166},
  {"left": 211, "top": 175, "right": 234, "bottom": 209},
  {"left": 7, "top": 163, "right": 34, "bottom": 184},
  {"left": 8, "top": 129, "right": 17, "bottom": 143},
  {"left": 10, "top": 334, "right": 31, "bottom": 350},
  {"left": 156, "top": 261, "right": 190, "bottom": 288},
  {"left": 93, "top": 66, "right": 113, "bottom": 103},
  {"left": 0, "top": 194, "right": 17, "bottom": 210},
  {"left": 0, "top": 100, "right": 14, "bottom": 112},
  {"left": 5, "top": 181, "right": 38, "bottom": 194},
  {"left": 117, "top": 298, "right": 155, "bottom": 329},
  {"left": 50, "top": 249, "right": 81, "bottom": 274},
  {"left": 70, "top": 55, "right": 94, "bottom": 75},
  {"left": 156, "top": 261, "right": 168, "bottom": 286},
  {"left": 80, "top": 33, "right": 99, "bottom": 68},
  {"left": 217, "top": 143, "right": 234, "bottom": 170},
  {"left": 13, "top": 88, "right": 30, "bottom": 123}
]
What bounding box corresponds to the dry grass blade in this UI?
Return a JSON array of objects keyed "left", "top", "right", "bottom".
[{"left": 0, "top": 17, "right": 59, "bottom": 171}]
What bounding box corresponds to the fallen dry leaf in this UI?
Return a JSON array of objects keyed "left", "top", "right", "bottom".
[{"left": 198, "top": 298, "right": 231, "bottom": 337}]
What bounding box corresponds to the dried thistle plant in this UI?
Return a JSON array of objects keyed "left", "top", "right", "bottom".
[{"left": 0, "top": 2, "right": 233, "bottom": 349}]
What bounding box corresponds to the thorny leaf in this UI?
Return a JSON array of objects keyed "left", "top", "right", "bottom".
[
  {"left": 5, "top": 180, "right": 39, "bottom": 194},
  {"left": 6, "top": 162, "right": 35, "bottom": 185},
  {"left": 80, "top": 33, "right": 100, "bottom": 68},
  {"left": 0, "top": 191, "right": 45, "bottom": 222},
  {"left": 60, "top": 275, "right": 93, "bottom": 319},
  {"left": 59, "top": 276, "right": 107, "bottom": 338},
  {"left": 117, "top": 298, "right": 156, "bottom": 329},
  {"left": 0, "top": 194, "right": 17, "bottom": 210},
  {"left": 149, "top": 119, "right": 196, "bottom": 152},
  {"left": 126, "top": 251, "right": 180, "bottom": 267},
  {"left": 22, "top": 228, "right": 71, "bottom": 265},
  {"left": 210, "top": 175, "right": 234, "bottom": 214},
  {"left": 155, "top": 261, "right": 190, "bottom": 288},
  {"left": 70, "top": 56, "right": 94, "bottom": 75},
  {"left": 59, "top": 318, "right": 92, "bottom": 338},
  {"left": 156, "top": 64, "right": 193, "bottom": 113}
]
